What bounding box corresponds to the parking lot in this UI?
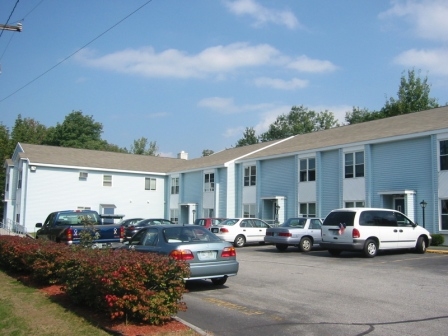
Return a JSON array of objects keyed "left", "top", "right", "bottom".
[{"left": 178, "top": 244, "right": 448, "bottom": 336}]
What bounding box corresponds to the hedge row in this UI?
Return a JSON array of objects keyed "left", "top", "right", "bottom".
[{"left": 0, "top": 235, "right": 189, "bottom": 325}]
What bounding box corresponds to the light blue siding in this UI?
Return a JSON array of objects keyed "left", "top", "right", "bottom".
[
  {"left": 371, "top": 136, "right": 435, "bottom": 229},
  {"left": 182, "top": 171, "right": 202, "bottom": 204},
  {"left": 217, "top": 167, "right": 227, "bottom": 217},
  {"left": 259, "top": 156, "right": 296, "bottom": 218},
  {"left": 320, "top": 149, "right": 340, "bottom": 217}
]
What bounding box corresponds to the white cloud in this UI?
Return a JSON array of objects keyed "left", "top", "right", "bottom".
[
  {"left": 380, "top": 0, "right": 448, "bottom": 42},
  {"left": 254, "top": 77, "right": 309, "bottom": 90},
  {"left": 76, "top": 43, "right": 337, "bottom": 82},
  {"left": 198, "top": 96, "right": 273, "bottom": 114},
  {"left": 287, "top": 55, "right": 338, "bottom": 73},
  {"left": 223, "top": 0, "right": 300, "bottom": 29},
  {"left": 394, "top": 48, "right": 448, "bottom": 76}
]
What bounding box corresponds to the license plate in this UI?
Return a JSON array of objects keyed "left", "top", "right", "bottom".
[
  {"left": 211, "top": 228, "right": 219, "bottom": 233},
  {"left": 197, "top": 251, "right": 217, "bottom": 261}
]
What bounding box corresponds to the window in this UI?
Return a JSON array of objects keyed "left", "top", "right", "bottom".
[
  {"left": 345, "top": 201, "right": 365, "bottom": 208},
  {"left": 171, "top": 177, "right": 179, "bottom": 194},
  {"left": 204, "top": 173, "right": 214, "bottom": 192},
  {"left": 345, "top": 152, "right": 364, "bottom": 178},
  {"left": 17, "top": 171, "right": 22, "bottom": 189},
  {"left": 441, "top": 140, "right": 448, "bottom": 171},
  {"left": 244, "top": 166, "right": 256, "bottom": 186},
  {"left": 243, "top": 204, "right": 256, "bottom": 218},
  {"left": 300, "top": 203, "right": 316, "bottom": 217},
  {"left": 170, "top": 208, "right": 179, "bottom": 224},
  {"left": 442, "top": 200, "right": 448, "bottom": 230},
  {"left": 300, "top": 158, "right": 316, "bottom": 182},
  {"left": 145, "top": 178, "right": 156, "bottom": 190},
  {"left": 203, "top": 208, "right": 214, "bottom": 217},
  {"left": 103, "top": 175, "right": 112, "bottom": 187}
]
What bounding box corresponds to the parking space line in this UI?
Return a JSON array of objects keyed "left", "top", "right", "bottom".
[{"left": 203, "top": 297, "right": 264, "bottom": 316}]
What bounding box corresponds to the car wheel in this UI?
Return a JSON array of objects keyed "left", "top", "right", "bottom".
[
  {"left": 299, "top": 237, "right": 312, "bottom": 252},
  {"left": 415, "top": 236, "right": 427, "bottom": 254},
  {"left": 328, "top": 249, "right": 341, "bottom": 256},
  {"left": 211, "top": 277, "right": 227, "bottom": 286},
  {"left": 363, "top": 239, "right": 377, "bottom": 258},
  {"left": 276, "top": 244, "right": 288, "bottom": 252},
  {"left": 234, "top": 235, "right": 246, "bottom": 247}
]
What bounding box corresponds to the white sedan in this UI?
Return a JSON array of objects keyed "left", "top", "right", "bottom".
[
  {"left": 210, "top": 218, "right": 271, "bottom": 247},
  {"left": 264, "top": 217, "right": 323, "bottom": 252}
]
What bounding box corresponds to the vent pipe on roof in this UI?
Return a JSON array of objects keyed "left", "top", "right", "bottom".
[{"left": 177, "top": 151, "right": 188, "bottom": 160}]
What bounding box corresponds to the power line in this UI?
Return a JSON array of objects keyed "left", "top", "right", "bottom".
[
  {"left": 0, "top": 0, "right": 153, "bottom": 103},
  {"left": 0, "top": 0, "right": 21, "bottom": 40}
]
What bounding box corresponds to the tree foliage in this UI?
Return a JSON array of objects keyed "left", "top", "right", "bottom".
[
  {"left": 235, "top": 127, "right": 259, "bottom": 147},
  {"left": 258, "top": 106, "right": 339, "bottom": 142},
  {"left": 129, "top": 137, "right": 159, "bottom": 156},
  {"left": 345, "top": 69, "right": 439, "bottom": 124},
  {"left": 202, "top": 149, "right": 214, "bottom": 157}
]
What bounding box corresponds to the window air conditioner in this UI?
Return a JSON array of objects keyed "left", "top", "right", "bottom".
[{"left": 79, "top": 172, "right": 88, "bottom": 179}]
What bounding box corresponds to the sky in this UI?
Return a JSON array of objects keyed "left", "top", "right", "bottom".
[{"left": 1, "top": 0, "right": 447, "bottom": 159}]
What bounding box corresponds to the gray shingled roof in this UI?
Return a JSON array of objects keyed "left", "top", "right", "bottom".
[
  {"left": 16, "top": 107, "right": 448, "bottom": 173},
  {"left": 243, "top": 106, "right": 448, "bottom": 160}
]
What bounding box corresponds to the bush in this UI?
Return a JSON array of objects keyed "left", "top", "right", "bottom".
[
  {"left": 0, "top": 236, "right": 189, "bottom": 325},
  {"left": 431, "top": 234, "right": 445, "bottom": 246}
]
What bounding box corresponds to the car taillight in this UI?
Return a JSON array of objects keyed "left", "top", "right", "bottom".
[
  {"left": 353, "top": 228, "right": 360, "bottom": 238},
  {"left": 169, "top": 249, "right": 194, "bottom": 261},
  {"left": 119, "top": 226, "right": 124, "bottom": 242},
  {"left": 66, "top": 228, "right": 73, "bottom": 241},
  {"left": 279, "top": 232, "right": 292, "bottom": 237},
  {"left": 220, "top": 228, "right": 229, "bottom": 233},
  {"left": 221, "top": 247, "right": 236, "bottom": 257}
]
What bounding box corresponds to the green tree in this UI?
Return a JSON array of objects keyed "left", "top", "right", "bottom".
[
  {"left": 43, "top": 111, "right": 107, "bottom": 150},
  {"left": 202, "top": 149, "right": 214, "bottom": 157},
  {"left": 129, "top": 137, "right": 159, "bottom": 156},
  {"left": 345, "top": 107, "right": 383, "bottom": 124},
  {"left": 0, "top": 123, "right": 10, "bottom": 216},
  {"left": 259, "top": 106, "right": 338, "bottom": 142},
  {"left": 235, "top": 127, "right": 259, "bottom": 147},
  {"left": 10, "top": 115, "right": 47, "bottom": 148}
]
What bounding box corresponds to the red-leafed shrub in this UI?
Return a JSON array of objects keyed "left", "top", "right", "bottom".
[{"left": 0, "top": 236, "right": 189, "bottom": 325}]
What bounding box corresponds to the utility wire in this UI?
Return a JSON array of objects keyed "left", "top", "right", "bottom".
[
  {"left": 0, "top": 0, "right": 153, "bottom": 103},
  {"left": 0, "top": 0, "right": 20, "bottom": 40}
]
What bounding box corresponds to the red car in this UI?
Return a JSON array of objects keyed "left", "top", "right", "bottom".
[{"left": 194, "top": 218, "right": 226, "bottom": 229}]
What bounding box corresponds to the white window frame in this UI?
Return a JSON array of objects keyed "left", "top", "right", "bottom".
[
  {"left": 345, "top": 201, "right": 365, "bottom": 208},
  {"left": 244, "top": 165, "right": 256, "bottom": 187},
  {"left": 345, "top": 151, "right": 364, "bottom": 179},
  {"left": 170, "top": 208, "right": 179, "bottom": 224},
  {"left": 204, "top": 173, "right": 215, "bottom": 192},
  {"left": 243, "top": 204, "right": 256, "bottom": 218},
  {"left": 171, "top": 177, "right": 179, "bottom": 194},
  {"left": 300, "top": 157, "right": 316, "bottom": 182},
  {"left": 145, "top": 177, "right": 156, "bottom": 190},
  {"left": 299, "top": 203, "right": 316, "bottom": 217},
  {"left": 103, "top": 175, "right": 112, "bottom": 187}
]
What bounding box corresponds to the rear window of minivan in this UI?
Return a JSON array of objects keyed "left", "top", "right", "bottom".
[{"left": 322, "top": 211, "right": 355, "bottom": 226}]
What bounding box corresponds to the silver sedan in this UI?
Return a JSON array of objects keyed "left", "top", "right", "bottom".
[
  {"left": 123, "top": 224, "right": 239, "bottom": 286},
  {"left": 264, "top": 217, "right": 323, "bottom": 252}
]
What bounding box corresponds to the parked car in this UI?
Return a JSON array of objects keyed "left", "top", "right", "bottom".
[
  {"left": 118, "top": 217, "right": 144, "bottom": 228},
  {"left": 264, "top": 217, "right": 323, "bottom": 252},
  {"left": 320, "top": 208, "right": 432, "bottom": 258},
  {"left": 124, "top": 218, "right": 175, "bottom": 239},
  {"left": 194, "top": 218, "right": 226, "bottom": 229},
  {"left": 122, "top": 224, "right": 239, "bottom": 285},
  {"left": 210, "top": 218, "right": 271, "bottom": 247}
]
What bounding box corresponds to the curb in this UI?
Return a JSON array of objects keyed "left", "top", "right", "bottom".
[
  {"left": 427, "top": 249, "right": 448, "bottom": 254},
  {"left": 173, "top": 316, "right": 212, "bottom": 335}
]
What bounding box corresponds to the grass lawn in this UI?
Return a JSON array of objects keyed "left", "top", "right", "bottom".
[{"left": 0, "top": 270, "right": 199, "bottom": 336}]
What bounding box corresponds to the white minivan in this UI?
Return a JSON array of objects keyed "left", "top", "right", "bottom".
[{"left": 320, "top": 208, "right": 432, "bottom": 258}]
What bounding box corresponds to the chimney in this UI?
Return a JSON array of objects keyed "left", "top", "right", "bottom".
[{"left": 177, "top": 151, "right": 188, "bottom": 160}]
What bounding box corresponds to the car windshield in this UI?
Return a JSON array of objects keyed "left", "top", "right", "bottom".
[
  {"left": 281, "top": 218, "right": 307, "bottom": 228},
  {"left": 163, "top": 227, "right": 222, "bottom": 243},
  {"left": 220, "top": 219, "right": 239, "bottom": 226}
]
